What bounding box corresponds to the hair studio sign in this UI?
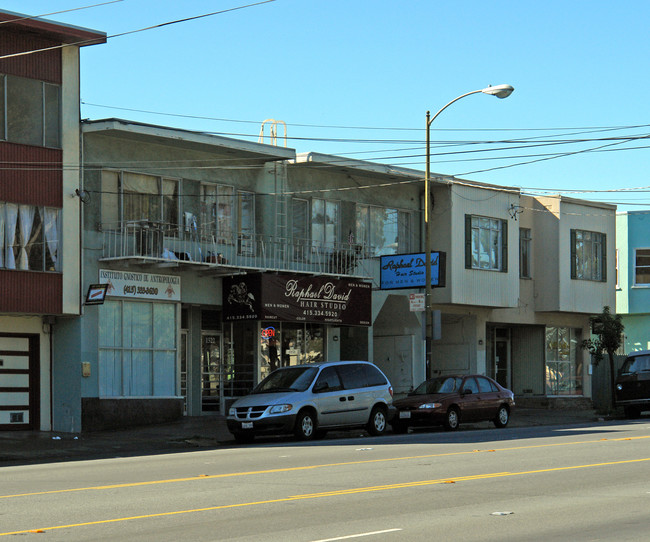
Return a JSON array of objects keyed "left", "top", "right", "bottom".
[{"left": 223, "top": 273, "right": 371, "bottom": 326}]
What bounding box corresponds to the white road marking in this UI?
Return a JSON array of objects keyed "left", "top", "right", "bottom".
[{"left": 311, "top": 528, "right": 402, "bottom": 542}]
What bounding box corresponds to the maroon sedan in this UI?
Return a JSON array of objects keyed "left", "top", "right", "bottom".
[{"left": 391, "top": 375, "right": 515, "bottom": 432}]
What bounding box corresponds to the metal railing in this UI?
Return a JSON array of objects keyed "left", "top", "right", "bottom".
[{"left": 99, "top": 220, "right": 374, "bottom": 278}]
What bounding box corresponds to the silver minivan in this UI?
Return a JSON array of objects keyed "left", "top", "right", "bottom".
[{"left": 226, "top": 361, "right": 394, "bottom": 442}]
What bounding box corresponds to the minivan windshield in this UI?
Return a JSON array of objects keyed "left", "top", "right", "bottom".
[
  {"left": 252, "top": 366, "right": 318, "bottom": 394},
  {"left": 620, "top": 354, "right": 650, "bottom": 375},
  {"left": 412, "top": 377, "right": 463, "bottom": 395}
]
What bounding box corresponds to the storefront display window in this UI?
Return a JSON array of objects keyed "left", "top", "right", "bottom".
[
  {"left": 259, "top": 322, "right": 325, "bottom": 382},
  {"left": 98, "top": 300, "right": 177, "bottom": 397}
]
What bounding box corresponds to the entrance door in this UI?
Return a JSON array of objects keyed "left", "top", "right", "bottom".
[
  {"left": 201, "top": 333, "right": 223, "bottom": 413},
  {"left": 0, "top": 334, "right": 39, "bottom": 430},
  {"left": 494, "top": 334, "right": 510, "bottom": 389}
]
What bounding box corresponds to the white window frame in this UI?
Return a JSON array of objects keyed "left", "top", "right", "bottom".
[
  {"left": 467, "top": 215, "right": 507, "bottom": 272},
  {"left": 633, "top": 247, "right": 650, "bottom": 286}
]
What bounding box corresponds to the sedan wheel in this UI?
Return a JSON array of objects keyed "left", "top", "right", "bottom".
[
  {"left": 494, "top": 405, "right": 510, "bottom": 428},
  {"left": 444, "top": 407, "right": 460, "bottom": 431},
  {"left": 294, "top": 411, "right": 316, "bottom": 440}
]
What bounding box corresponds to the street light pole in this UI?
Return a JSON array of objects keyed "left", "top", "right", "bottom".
[{"left": 424, "top": 84, "right": 514, "bottom": 379}]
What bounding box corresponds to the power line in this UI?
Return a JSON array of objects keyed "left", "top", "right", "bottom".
[
  {"left": 0, "top": 0, "right": 276, "bottom": 60},
  {"left": 81, "top": 102, "right": 650, "bottom": 135},
  {"left": 0, "top": 0, "right": 124, "bottom": 25}
]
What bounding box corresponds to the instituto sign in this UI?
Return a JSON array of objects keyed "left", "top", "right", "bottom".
[
  {"left": 99, "top": 269, "right": 181, "bottom": 301},
  {"left": 380, "top": 252, "right": 446, "bottom": 290},
  {"left": 223, "top": 273, "right": 371, "bottom": 326}
]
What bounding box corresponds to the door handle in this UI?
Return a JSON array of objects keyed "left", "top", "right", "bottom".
[
  {"left": 347, "top": 396, "right": 354, "bottom": 401},
  {"left": 339, "top": 397, "right": 347, "bottom": 402}
]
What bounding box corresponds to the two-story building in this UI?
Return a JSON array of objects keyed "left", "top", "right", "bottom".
[
  {"left": 372, "top": 179, "right": 616, "bottom": 406},
  {"left": 0, "top": 10, "right": 105, "bottom": 431},
  {"left": 616, "top": 210, "right": 650, "bottom": 353},
  {"left": 52, "top": 120, "right": 424, "bottom": 431}
]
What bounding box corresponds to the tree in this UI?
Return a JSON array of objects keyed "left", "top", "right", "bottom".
[{"left": 581, "top": 306, "right": 624, "bottom": 413}]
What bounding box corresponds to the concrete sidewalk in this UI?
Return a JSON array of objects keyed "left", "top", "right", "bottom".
[{"left": 0, "top": 407, "right": 616, "bottom": 466}]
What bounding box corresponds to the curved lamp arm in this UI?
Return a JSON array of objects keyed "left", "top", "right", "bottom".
[{"left": 427, "top": 84, "right": 514, "bottom": 127}]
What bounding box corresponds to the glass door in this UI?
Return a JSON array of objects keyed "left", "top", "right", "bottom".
[{"left": 201, "top": 332, "right": 222, "bottom": 413}]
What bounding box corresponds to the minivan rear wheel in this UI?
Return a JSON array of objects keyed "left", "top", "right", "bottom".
[
  {"left": 367, "top": 405, "right": 387, "bottom": 436},
  {"left": 294, "top": 410, "right": 317, "bottom": 440}
]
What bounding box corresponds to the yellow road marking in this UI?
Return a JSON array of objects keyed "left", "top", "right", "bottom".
[
  {"left": 2, "top": 435, "right": 649, "bottom": 500},
  {"left": 2, "top": 456, "right": 650, "bottom": 537}
]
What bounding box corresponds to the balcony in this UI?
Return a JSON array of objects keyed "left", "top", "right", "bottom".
[{"left": 98, "top": 220, "right": 374, "bottom": 279}]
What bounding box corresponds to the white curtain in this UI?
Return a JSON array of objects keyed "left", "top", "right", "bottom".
[
  {"left": 18, "top": 205, "right": 36, "bottom": 270},
  {"left": 5, "top": 203, "right": 18, "bottom": 270},
  {"left": 43, "top": 207, "right": 59, "bottom": 270}
]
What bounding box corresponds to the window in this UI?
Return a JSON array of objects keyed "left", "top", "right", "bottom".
[
  {"left": 462, "top": 377, "right": 479, "bottom": 394},
  {"left": 312, "top": 198, "right": 339, "bottom": 252},
  {"left": 519, "top": 227, "right": 532, "bottom": 278},
  {"left": 201, "top": 184, "right": 234, "bottom": 244},
  {"left": 0, "top": 202, "right": 60, "bottom": 271},
  {"left": 571, "top": 229, "right": 606, "bottom": 281},
  {"left": 634, "top": 248, "right": 650, "bottom": 286},
  {"left": 292, "top": 198, "right": 309, "bottom": 260},
  {"left": 98, "top": 300, "right": 177, "bottom": 397},
  {"left": 100, "top": 171, "right": 180, "bottom": 230},
  {"left": 545, "top": 326, "right": 582, "bottom": 395},
  {"left": 314, "top": 367, "right": 343, "bottom": 392},
  {"left": 616, "top": 249, "right": 620, "bottom": 289},
  {"left": 356, "top": 204, "right": 413, "bottom": 256},
  {"left": 1, "top": 74, "right": 61, "bottom": 148},
  {"left": 237, "top": 191, "right": 255, "bottom": 255},
  {"left": 465, "top": 215, "right": 508, "bottom": 271}
]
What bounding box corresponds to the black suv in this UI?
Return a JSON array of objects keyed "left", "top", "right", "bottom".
[{"left": 615, "top": 350, "right": 650, "bottom": 418}]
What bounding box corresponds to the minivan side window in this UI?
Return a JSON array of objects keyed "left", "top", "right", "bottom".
[
  {"left": 337, "top": 364, "right": 368, "bottom": 390},
  {"left": 362, "top": 364, "right": 387, "bottom": 387},
  {"left": 314, "top": 366, "right": 343, "bottom": 392}
]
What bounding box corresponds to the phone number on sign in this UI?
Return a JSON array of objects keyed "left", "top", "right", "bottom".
[{"left": 123, "top": 285, "right": 159, "bottom": 296}]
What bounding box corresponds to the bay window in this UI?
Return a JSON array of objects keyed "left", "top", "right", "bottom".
[{"left": 571, "top": 229, "right": 606, "bottom": 281}]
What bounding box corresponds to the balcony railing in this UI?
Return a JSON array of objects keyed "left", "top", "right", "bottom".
[{"left": 99, "top": 220, "right": 374, "bottom": 278}]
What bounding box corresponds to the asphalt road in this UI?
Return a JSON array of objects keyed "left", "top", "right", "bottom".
[{"left": 2, "top": 420, "right": 650, "bottom": 541}]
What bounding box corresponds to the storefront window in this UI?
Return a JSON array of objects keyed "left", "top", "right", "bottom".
[
  {"left": 259, "top": 322, "right": 325, "bottom": 381},
  {"left": 545, "top": 326, "right": 582, "bottom": 395},
  {"left": 98, "top": 300, "right": 177, "bottom": 397}
]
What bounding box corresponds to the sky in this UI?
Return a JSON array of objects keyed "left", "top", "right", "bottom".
[{"left": 4, "top": 0, "right": 650, "bottom": 211}]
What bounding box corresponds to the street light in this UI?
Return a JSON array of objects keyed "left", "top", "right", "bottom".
[{"left": 424, "top": 84, "right": 514, "bottom": 379}]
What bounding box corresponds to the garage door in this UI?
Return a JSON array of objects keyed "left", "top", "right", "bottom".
[{"left": 0, "top": 334, "right": 39, "bottom": 430}]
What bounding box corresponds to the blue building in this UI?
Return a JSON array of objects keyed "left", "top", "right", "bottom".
[{"left": 616, "top": 211, "right": 650, "bottom": 353}]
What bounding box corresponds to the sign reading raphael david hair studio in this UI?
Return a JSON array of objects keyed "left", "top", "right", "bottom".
[{"left": 223, "top": 273, "right": 371, "bottom": 326}]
